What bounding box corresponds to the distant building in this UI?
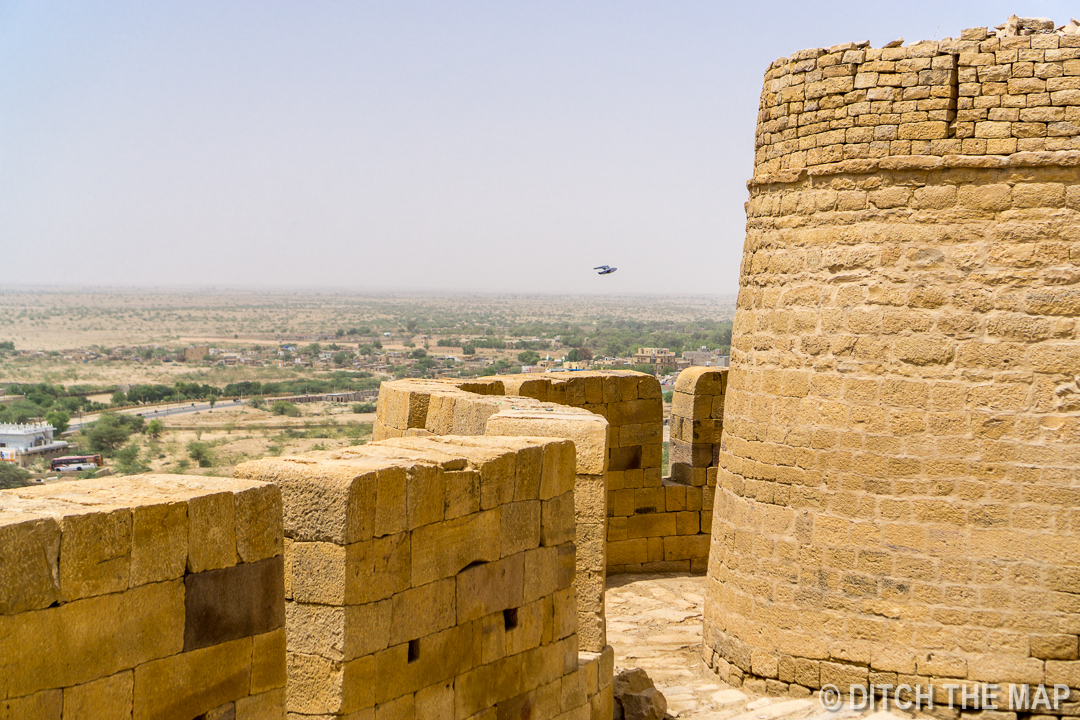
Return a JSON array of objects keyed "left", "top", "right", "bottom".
[
  {"left": 184, "top": 345, "right": 210, "bottom": 362},
  {"left": 682, "top": 346, "right": 730, "bottom": 368},
  {"left": 633, "top": 347, "right": 676, "bottom": 366},
  {"left": 0, "top": 423, "right": 69, "bottom": 466}
]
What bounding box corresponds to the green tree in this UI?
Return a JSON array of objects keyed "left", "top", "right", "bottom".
[
  {"left": 410, "top": 348, "right": 427, "bottom": 359},
  {"left": 333, "top": 351, "right": 351, "bottom": 366},
  {"left": 114, "top": 443, "right": 150, "bottom": 475},
  {"left": 83, "top": 413, "right": 135, "bottom": 452},
  {"left": 111, "top": 390, "right": 127, "bottom": 406},
  {"left": 517, "top": 350, "right": 541, "bottom": 365},
  {"left": 187, "top": 441, "right": 214, "bottom": 468},
  {"left": 461, "top": 343, "right": 476, "bottom": 355},
  {"left": 566, "top": 348, "right": 592, "bottom": 362},
  {"left": 351, "top": 403, "right": 376, "bottom": 413},
  {"left": 0, "top": 463, "right": 32, "bottom": 489},
  {"left": 271, "top": 401, "right": 301, "bottom": 417},
  {"left": 146, "top": 419, "right": 164, "bottom": 440},
  {"left": 45, "top": 409, "right": 70, "bottom": 434},
  {"left": 208, "top": 395, "right": 218, "bottom": 411},
  {"left": 248, "top": 397, "right": 265, "bottom": 409}
]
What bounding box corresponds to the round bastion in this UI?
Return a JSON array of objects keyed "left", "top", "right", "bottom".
[{"left": 703, "top": 17, "right": 1080, "bottom": 715}]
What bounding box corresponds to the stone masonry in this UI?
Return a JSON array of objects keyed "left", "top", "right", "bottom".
[
  {"left": 704, "top": 18, "right": 1080, "bottom": 719},
  {"left": 669, "top": 367, "right": 728, "bottom": 489},
  {"left": 236, "top": 436, "right": 614, "bottom": 720},
  {"left": 372, "top": 371, "right": 717, "bottom": 578},
  {"left": 0, "top": 475, "right": 286, "bottom": 720},
  {"left": 371, "top": 379, "right": 612, "bottom": 653}
]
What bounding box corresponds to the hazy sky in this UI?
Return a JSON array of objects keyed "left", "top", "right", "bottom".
[{"left": 2, "top": 2, "right": 1075, "bottom": 295}]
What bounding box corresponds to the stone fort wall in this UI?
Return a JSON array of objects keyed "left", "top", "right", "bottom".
[
  {"left": 0, "top": 475, "right": 286, "bottom": 720},
  {"left": 755, "top": 25, "right": 1080, "bottom": 180},
  {"left": 372, "top": 371, "right": 719, "bottom": 576},
  {"left": 703, "top": 19, "right": 1080, "bottom": 715},
  {"left": 236, "top": 435, "right": 613, "bottom": 720}
]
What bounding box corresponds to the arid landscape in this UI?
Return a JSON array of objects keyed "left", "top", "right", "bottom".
[
  {"left": 1, "top": 287, "right": 728, "bottom": 480},
  {"left": 0, "top": 288, "right": 737, "bottom": 351}
]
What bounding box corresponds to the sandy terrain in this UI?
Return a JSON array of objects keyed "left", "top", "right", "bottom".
[{"left": 0, "top": 288, "right": 736, "bottom": 351}]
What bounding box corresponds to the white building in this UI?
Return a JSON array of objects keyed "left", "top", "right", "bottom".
[
  {"left": 681, "top": 346, "right": 730, "bottom": 368},
  {"left": 0, "top": 423, "right": 68, "bottom": 465}
]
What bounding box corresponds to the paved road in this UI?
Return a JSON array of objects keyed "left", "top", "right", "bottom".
[{"left": 67, "top": 399, "right": 245, "bottom": 432}]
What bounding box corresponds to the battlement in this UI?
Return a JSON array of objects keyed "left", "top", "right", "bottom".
[
  {"left": 754, "top": 18, "right": 1080, "bottom": 183},
  {"left": 235, "top": 436, "right": 613, "bottom": 719}
]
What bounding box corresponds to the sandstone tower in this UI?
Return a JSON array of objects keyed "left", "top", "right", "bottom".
[{"left": 703, "top": 18, "right": 1080, "bottom": 711}]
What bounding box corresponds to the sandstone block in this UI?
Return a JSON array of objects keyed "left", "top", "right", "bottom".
[
  {"left": 540, "top": 440, "right": 577, "bottom": 500},
  {"left": 132, "top": 636, "right": 251, "bottom": 720},
  {"left": 286, "top": 651, "right": 374, "bottom": 715},
  {"left": 60, "top": 507, "right": 132, "bottom": 601},
  {"left": 389, "top": 578, "right": 457, "bottom": 644},
  {"left": 501, "top": 500, "right": 541, "bottom": 556},
  {"left": 443, "top": 470, "right": 481, "bottom": 520},
  {"left": 374, "top": 465, "right": 408, "bottom": 537},
  {"left": 486, "top": 410, "right": 608, "bottom": 476},
  {"left": 541, "top": 492, "right": 575, "bottom": 547},
  {"left": 251, "top": 628, "right": 287, "bottom": 694},
  {"left": 411, "top": 511, "right": 498, "bottom": 586},
  {"left": 376, "top": 624, "right": 476, "bottom": 706},
  {"left": 61, "top": 671, "right": 132, "bottom": 720},
  {"left": 233, "top": 457, "right": 378, "bottom": 545},
  {"left": 0, "top": 579, "right": 184, "bottom": 699},
  {"left": 234, "top": 483, "right": 284, "bottom": 563},
  {"left": 457, "top": 554, "right": 525, "bottom": 623},
  {"left": 130, "top": 501, "right": 187, "bottom": 587},
  {"left": 183, "top": 556, "right": 285, "bottom": 652},
  {"left": 235, "top": 688, "right": 286, "bottom": 720},
  {"left": 0, "top": 689, "right": 62, "bottom": 719},
  {"left": 188, "top": 492, "right": 237, "bottom": 573},
  {"left": 0, "top": 513, "right": 60, "bottom": 615}
]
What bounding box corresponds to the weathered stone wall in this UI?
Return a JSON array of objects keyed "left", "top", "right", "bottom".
[
  {"left": 755, "top": 28, "right": 1080, "bottom": 180},
  {"left": 669, "top": 367, "right": 728, "bottom": 487},
  {"left": 0, "top": 475, "right": 286, "bottom": 720},
  {"left": 502, "top": 372, "right": 713, "bottom": 575},
  {"left": 372, "top": 378, "right": 611, "bottom": 651},
  {"left": 236, "top": 435, "right": 614, "bottom": 720},
  {"left": 703, "top": 20, "right": 1080, "bottom": 713},
  {"left": 372, "top": 371, "right": 715, "bottom": 575}
]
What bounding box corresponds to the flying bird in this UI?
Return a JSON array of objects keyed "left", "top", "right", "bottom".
[{"left": 594, "top": 265, "right": 617, "bottom": 275}]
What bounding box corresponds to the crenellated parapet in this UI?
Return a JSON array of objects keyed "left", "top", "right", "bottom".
[{"left": 755, "top": 21, "right": 1080, "bottom": 183}]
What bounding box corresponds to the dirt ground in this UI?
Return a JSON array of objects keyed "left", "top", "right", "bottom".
[{"left": 43, "top": 401, "right": 375, "bottom": 481}]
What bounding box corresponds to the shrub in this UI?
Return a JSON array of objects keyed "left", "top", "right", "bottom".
[
  {"left": 0, "top": 463, "right": 32, "bottom": 489},
  {"left": 45, "top": 409, "right": 70, "bottom": 434},
  {"left": 187, "top": 441, "right": 214, "bottom": 468},
  {"left": 114, "top": 443, "right": 151, "bottom": 475},
  {"left": 83, "top": 413, "right": 137, "bottom": 452},
  {"left": 271, "top": 401, "right": 301, "bottom": 417},
  {"left": 351, "top": 403, "right": 376, "bottom": 414}
]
